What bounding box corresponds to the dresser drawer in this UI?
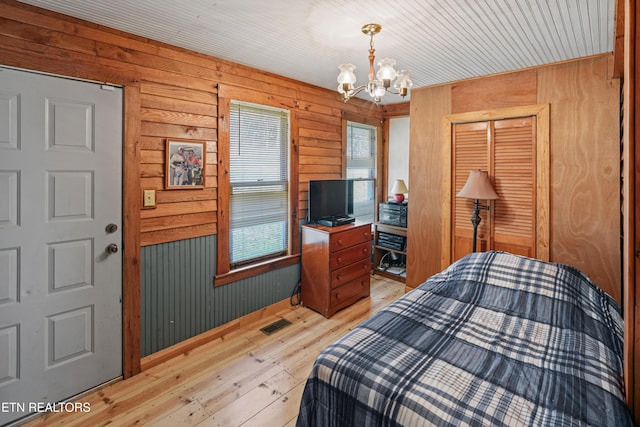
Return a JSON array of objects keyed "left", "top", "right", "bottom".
[
  {"left": 330, "top": 274, "right": 369, "bottom": 307},
  {"left": 329, "top": 225, "right": 371, "bottom": 251},
  {"left": 330, "top": 259, "right": 370, "bottom": 289},
  {"left": 330, "top": 241, "right": 371, "bottom": 270}
]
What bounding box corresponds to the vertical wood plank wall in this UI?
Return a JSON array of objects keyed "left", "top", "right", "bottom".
[
  {"left": 140, "top": 235, "right": 299, "bottom": 356},
  {"left": 408, "top": 55, "right": 622, "bottom": 304}
]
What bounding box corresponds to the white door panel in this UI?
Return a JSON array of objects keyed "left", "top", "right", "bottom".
[{"left": 0, "top": 67, "right": 122, "bottom": 425}]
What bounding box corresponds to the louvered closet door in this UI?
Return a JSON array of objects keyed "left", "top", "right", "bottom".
[
  {"left": 492, "top": 117, "right": 536, "bottom": 257},
  {"left": 451, "top": 117, "right": 536, "bottom": 260},
  {"left": 452, "top": 121, "right": 489, "bottom": 261}
]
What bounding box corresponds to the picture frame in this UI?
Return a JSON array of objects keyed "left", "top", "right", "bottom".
[{"left": 165, "top": 138, "right": 206, "bottom": 189}]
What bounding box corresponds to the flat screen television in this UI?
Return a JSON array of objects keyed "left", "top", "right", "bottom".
[{"left": 307, "top": 179, "right": 354, "bottom": 224}]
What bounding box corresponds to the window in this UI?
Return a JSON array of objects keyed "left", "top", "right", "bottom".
[
  {"left": 229, "top": 101, "right": 289, "bottom": 267},
  {"left": 346, "top": 121, "right": 376, "bottom": 223}
]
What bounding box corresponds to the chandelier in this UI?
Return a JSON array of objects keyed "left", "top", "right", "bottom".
[{"left": 337, "top": 23, "right": 412, "bottom": 103}]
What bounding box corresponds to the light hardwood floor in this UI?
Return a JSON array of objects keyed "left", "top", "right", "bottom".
[{"left": 19, "top": 275, "right": 405, "bottom": 427}]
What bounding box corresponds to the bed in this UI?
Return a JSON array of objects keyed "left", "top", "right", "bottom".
[{"left": 296, "top": 251, "right": 633, "bottom": 426}]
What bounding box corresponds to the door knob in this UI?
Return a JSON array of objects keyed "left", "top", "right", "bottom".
[
  {"left": 106, "top": 223, "right": 118, "bottom": 233},
  {"left": 106, "top": 244, "right": 119, "bottom": 254}
]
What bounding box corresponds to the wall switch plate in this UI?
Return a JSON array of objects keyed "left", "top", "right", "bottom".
[{"left": 143, "top": 189, "right": 156, "bottom": 208}]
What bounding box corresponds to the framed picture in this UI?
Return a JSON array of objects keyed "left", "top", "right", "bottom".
[{"left": 165, "top": 138, "right": 206, "bottom": 189}]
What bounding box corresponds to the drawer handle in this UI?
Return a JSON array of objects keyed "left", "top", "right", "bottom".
[
  {"left": 362, "top": 265, "right": 368, "bottom": 271},
  {"left": 338, "top": 239, "right": 343, "bottom": 245},
  {"left": 337, "top": 274, "right": 342, "bottom": 280},
  {"left": 337, "top": 257, "right": 342, "bottom": 264}
]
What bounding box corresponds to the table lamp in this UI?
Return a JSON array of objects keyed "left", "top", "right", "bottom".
[{"left": 391, "top": 179, "right": 408, "bottom": 203}]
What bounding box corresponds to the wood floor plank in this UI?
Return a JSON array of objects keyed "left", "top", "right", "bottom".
[
  {"left": 148, "top": 400, "right": 210, "bottom": 426},
  {"left": 242, "top": 382, "right": 307, "bottom": 427},
  {"left": 18, "top": 276, "right": 404, "bottom": 427},
  {"left": 208, "top": 369, "right": 298, "bottom": 426}
]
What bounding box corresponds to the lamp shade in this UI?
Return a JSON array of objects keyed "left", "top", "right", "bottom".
[
  {"left": 391, "top": 179, "right": 408, "bottom": 202},
  {"left": 391, "top": 179, "right": 408, "bottom": 195},
  {"left": 457, "top": 170, "right": 498, "bottom": 200}
]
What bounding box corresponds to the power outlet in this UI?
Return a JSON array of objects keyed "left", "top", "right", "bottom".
[{"left": 143, "top": 189, "right": 156, "bottom": 207}]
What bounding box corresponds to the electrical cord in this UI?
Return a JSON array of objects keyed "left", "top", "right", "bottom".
[
  {"left": 378, "top": 251, "right": 392, "bottom": 270},
  {"left": 290, "top": 280, "right": 301, "bottom": 306}
]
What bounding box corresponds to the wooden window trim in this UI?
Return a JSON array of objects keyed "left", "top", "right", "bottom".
[
  {"left": 215, "top": 254, "right": 300, "bottom": 286},
  {"left": 342, "top": 112, "right": 384, "bottom": 214},
  {"left": 441, "top": 104, "right": 550, "bottom": 268},
  {"left": 216, "top": 88, "right": 300, "bottom": 284}
]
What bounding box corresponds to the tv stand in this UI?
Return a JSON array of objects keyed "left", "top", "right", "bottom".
[{"left": 315, "top": 216, "right": 355, "bottom": 227}]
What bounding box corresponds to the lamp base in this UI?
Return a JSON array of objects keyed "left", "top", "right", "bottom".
[{"left": 393, "top": 193, "right": 405, "bottom": 203}]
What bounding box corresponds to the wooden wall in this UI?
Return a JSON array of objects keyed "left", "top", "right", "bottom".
[
  {"left": 0, "top": 0, "right": 383, "bottom": 243},
  {"left": 623, "top": 0, "right": 638, "bottom": 420},
  {"left": 408, "top": 55, "right": 622, "bottom": 304},
  {"left": 0, "top": 0, "right": 385, "bottom": 375}
]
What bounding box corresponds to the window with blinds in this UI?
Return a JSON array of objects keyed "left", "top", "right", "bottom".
[
  {"left": 229, "top": 102, "right": 289, "bottom": 267},
  {"left": 346, "top": 121, "right": 376, "bottom": 223}
]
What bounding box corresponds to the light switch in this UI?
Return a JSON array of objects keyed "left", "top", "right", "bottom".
[{"left": 143, "top": 189, "right": 156, "bottom": 207}]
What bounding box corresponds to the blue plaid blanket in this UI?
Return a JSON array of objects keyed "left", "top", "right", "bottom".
[{"left": 296, "top": 251, "right": 633, "bottom": 426}]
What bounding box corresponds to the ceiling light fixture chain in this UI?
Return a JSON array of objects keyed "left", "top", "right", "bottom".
[{"left": 337, "top": 23, "right": 412, "bottom": 103}]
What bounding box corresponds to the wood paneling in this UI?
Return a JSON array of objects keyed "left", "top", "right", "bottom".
[
  {"left": 451, "top": 69, "right": 537, "bottom": 113},
  {"left": 123, "top": 85, "right": 142, "bottom": 377},
  {"left": 623, "top": 0, "right": 638, "bottom": 420},
  {"left": 406, "top": 86, "right": 451, "bottom": 288},
  {"left": 410, "top": 56, "right": 619, "bottom": 306},
  {"left": 537, "top": 57, "right": 621, "bottom": 302}
]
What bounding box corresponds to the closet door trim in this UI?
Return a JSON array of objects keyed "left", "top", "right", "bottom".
[{"left": 441, "top": 104, "right": 550, "bottom": 268}]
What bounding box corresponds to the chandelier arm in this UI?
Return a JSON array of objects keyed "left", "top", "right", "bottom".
[{"left": 341, "top": 84, "right": 368, "bottom": 102}]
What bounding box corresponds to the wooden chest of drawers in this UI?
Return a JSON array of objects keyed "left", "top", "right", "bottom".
[{"left": 301, "top": 222, "right": 371, "bottom": 318}]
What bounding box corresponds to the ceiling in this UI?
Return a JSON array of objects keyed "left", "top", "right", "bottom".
[{"left": 17, "top": 0, "right": 617, "bottom": 104}]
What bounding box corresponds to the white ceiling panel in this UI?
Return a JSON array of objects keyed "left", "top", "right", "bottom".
[{"left": 16, "top": 0, "right": 617, "bottom": 104}]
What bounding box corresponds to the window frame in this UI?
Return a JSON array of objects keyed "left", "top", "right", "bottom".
[
  {"left": 346, "top": 121, "right": 378, "bottom": 224},
  {"left": 342, "top": 114, "right": 383, "bottom": 224},
  {"left": 215, "top": 91, "right": 299, "bottom": 286}
]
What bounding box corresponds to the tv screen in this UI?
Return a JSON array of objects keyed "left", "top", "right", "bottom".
[{"left": 308, "top": 179, "right": 353, "bottom": 222}]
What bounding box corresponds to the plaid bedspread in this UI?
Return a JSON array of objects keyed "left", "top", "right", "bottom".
[{"left": 296, "top": 251, "right": 633, "bottom": 426}]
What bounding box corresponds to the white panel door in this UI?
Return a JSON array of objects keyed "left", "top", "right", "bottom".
[{"left": 0, "top": 67, "right": 122, "bottom": 425}]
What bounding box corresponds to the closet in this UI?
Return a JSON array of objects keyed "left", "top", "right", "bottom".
[
  {"left": 443, "top": 104, "right": 550, "bottom": 264},
  {"left": 452, "top": 117, "right": 536, "bottom": 260}
]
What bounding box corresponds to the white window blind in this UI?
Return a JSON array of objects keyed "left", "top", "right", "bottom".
[
  {"left": 347, "top": 121, "right": 376, "bottom": 224},
  {"left": 229, "top": 102, "right": 289, "bottom": 267}
]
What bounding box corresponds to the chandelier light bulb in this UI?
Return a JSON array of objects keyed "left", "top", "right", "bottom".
[
  {"left": 394, "top": 70, "right": 413, "bottom": 89},
  {"left": 337, "top": 63, "right": 357, "bottom": 85},
  {"left": 376, "top": 58, "right": 397, "bottom": 81},
  {"left": 335, "top": 24, "right": 411, "bottom": 103},
  {"left": 373, "top": 80, "right": 387, "bottom": 98}
]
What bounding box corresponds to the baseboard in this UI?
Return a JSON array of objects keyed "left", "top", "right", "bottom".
[{"left": 140, "top": 297, "right": 294, "bottom": 371}]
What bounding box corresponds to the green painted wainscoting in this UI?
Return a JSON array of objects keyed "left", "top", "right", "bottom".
[{"left": 140, "top": 234, "right": 300, "bottom": 357}]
